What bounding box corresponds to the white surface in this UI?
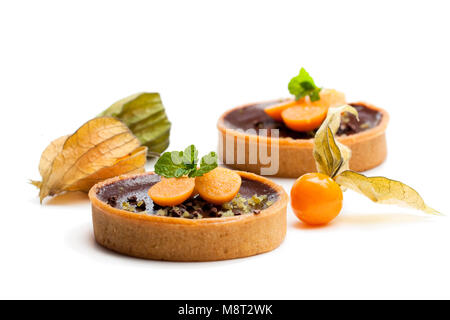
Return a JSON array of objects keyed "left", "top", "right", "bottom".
[{"left": 1, "top": 0, "right": 450, "bottom": 299}]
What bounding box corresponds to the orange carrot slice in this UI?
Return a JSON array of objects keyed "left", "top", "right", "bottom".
[
  {"left": 264, "top": 89, "right": 345, "bottom": 121},
  {"left": 281, "top": 106, "right": 328, "bottom": 132},
  {"left": 195, "top": 167, "right": 242, "bottom": 205},
  {"left": 264, "top": 99, "right": 300, "bottom": 121},
  {"left": 311, "top": 88, "right": 346, "bottom": 109},
  {"left": 148, "top": 177, "right": 195, "bottom": 207}
]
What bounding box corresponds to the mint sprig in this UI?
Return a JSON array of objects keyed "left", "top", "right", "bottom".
[
  {"left": 154, "top": 145, "right": 218, "bottom": 178},
  {"left": 288, "top": 68, "right": 322, "bottom": 102}
]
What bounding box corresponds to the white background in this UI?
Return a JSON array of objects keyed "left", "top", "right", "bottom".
[{"left": 1, "top": 0, "right": 449, "bottom": 299}]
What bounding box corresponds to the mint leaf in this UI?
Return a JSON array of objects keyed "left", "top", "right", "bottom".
[
  {"left": 189, "top": 152, "right": 218, "bottom": 177},
  {"left": 174, "top": 167, "right": 192, "bottom": 178},
  {"left": 288, "top": 68, "right": 322, "bottom": 101},
  {"left": 154, "top": 151, "right": 184, "bottom": 177},
  {"left": 154, "top": 146, "right": 218, "bottom": 178},
  {"left": 309, "top": 88, "right": 321, "bottom": 102},
  {"left": 182, "top": 145, "right": 198, "bottom": 167}
]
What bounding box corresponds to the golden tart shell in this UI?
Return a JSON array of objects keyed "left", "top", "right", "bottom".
[
  {"left": 217, "top": 101, "right": 389, "bottom": 178},
  {"left": 88, "top": 171, "right": 288, "bottom": 261}
]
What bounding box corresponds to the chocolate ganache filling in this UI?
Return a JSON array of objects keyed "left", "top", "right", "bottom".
[
  {"left": 223, "top": 101, "right": 382, "bottom": 139},
  {"left": 96, "top": 173, "right": 278, "bottom": 218}
]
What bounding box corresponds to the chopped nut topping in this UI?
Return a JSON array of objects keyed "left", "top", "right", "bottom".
[
  {"left": 156, "top": 209, "right": 168, "bottom": 216},
  {"left": 108, "top": 192, "right": 275, "bottom": 219},
  {"left": 127, "top": 195, "right": 137, "bottom": 205},
  {"left": 107, "top": 195, "right": 118, "bottom": 207},
  {"left": 360, "top": 122, "right": 370, "bottom": 129},
  {"left": 136, "top": 200, "right": 146, "bottom": 212},
  {"left": 121, "top": 201, "right": 136, "bottom": 212}
]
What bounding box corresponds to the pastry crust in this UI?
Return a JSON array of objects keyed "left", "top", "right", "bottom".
[
  {"left": 89, "top": 171, "right": 288, "bottom": 261},
  {"left": 217, "top": 101, "right": 389, "bottom": 178}
]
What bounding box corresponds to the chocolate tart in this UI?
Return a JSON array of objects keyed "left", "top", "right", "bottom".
[
  {"left": 217, "top": 100, "right": 389, "bottom": 178},
  {"left": 88, "top": 171, "right": 288, "bottom": 261}
]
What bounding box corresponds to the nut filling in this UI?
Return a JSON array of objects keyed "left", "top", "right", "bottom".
[{"left": 97, "top": 173, "right": 278, "bottom": 219}]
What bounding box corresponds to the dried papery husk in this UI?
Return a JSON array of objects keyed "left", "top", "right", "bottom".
[
  {"left": 335, "top": 170, "right": 439, "bottom": 215},
  {"left": 31, "top": 117, "right": 147, "bottom": 203},
  {"left": 312, "top": 106, "right": 439, "bottom": 215},
  {"left": 313, "top": 105, "right": 358, "bottom": 177},
  {"left": 64, "top": 146, "right": 147, "bottom": 192},
  {"left": 99, "top": 92, "right": 171, "bottom": 155}
]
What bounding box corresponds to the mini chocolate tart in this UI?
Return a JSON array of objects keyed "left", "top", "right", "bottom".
[
  {"left": 217, "top": 101, "right": 389, "bottom": 178},
  {"left": 89, "top": 171, "right": 288, "bottom": 261}
]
